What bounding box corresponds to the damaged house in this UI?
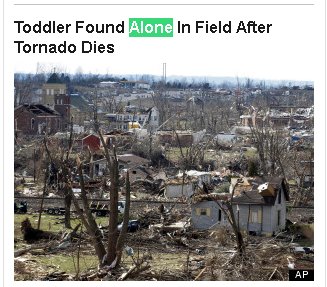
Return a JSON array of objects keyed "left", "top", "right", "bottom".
[
  {"left": 14, "top": 104, "right": 63, "bottom": 135},
  {"left": 191, "top": 177, "right": 290, "bottom": 236},
  {"left": 233, "top": 177, "right": 290, "bottom": 236},
  {"left": 165, "top": 170, "right": 211, "bottom": 198},
  {"left": 91, "top": 154, "right": 151, "bottom": 178},
  {"left": 191, "top": 194, "right": 230, "bottom": 230}
]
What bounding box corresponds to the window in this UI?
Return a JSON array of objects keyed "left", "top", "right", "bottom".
[
  {"left": 250, "top": 209, "right": 262, "bottom": 223},
  {"left": 251, "top": 211, "right": 258, "bottom": 223},
  {"left": 218, "top": 209, "right": 222, "bottom": 221},
  {"left": 277, "top": 210, "right": 281, "bottom": 226},
  {"left": 195, "top": 207, "right": 211, "bottom": 217},
  {"left": 200, "top": 209, "right": 207, "bottom": 216},
  {"left": 31, "top": 118, "right": 35, "bottom": 130}
]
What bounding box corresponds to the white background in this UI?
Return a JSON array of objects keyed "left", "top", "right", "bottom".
[
  {"left": 10, "top": 1, "right": 321, "bottom": 81},
  {"left": 1, "top": 0, "right": 326, "bottom": 286}
]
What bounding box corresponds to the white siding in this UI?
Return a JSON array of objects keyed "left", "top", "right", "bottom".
[
  {"left": 192, "top": 201, "right": 228, "bottom": 230},
  {"left": 165, "top": 183, "right": 194, "bottom": 198}
]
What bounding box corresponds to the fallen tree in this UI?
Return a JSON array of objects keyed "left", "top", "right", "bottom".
[{"left": 21, "top": 218, "right": 59, "bottom": 243}]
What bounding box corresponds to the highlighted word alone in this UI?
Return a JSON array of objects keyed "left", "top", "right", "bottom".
[{"left": 129, "top": 18, "right": 173, "bottom": 37}]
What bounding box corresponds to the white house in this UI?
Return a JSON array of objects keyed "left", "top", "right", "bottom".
[{"left": 106, "top": 106, "right": 159, "bottom": 132}]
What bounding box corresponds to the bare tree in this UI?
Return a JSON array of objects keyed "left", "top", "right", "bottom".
[
  {"left": 42, "top": 119, "right": 75, "bottom": 229},
  {"left": 14, "top": 73, "right": 38, "bottom": 106},
  {"left": 71, "top": 89, "right": 132, "bottom": 268},
  {"left": 70, "top": 147, "right": 131, "bottom": 268},
  {"left": 94, "top": 126, "right": 132, "bottom": 267},
  {"left": 288, "top": 147, "right": 314, "bottom": 206},
  {"left": 250, "top": 123, "right": 288, "bottom": 177},
  {"left": 174, "top": 129, "right": 214, "bottom": 170},
  {"left": 71, "top": 158, "right": 106, "bottom": 262},
  {"left": 217, "top": 178, "right": 245, "bottom": 255}
]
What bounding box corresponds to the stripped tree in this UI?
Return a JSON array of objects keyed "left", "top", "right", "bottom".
[
  {"left": 69, "top": 130, "right": 131, "bottom": 268},
  {"left": 216, "top": 178, "right": 245, "bottom": 255},
  {"left": 43, "top": 118, "right": 74, "bottom": 229}
]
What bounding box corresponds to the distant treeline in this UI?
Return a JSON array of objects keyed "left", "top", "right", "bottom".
[{"left": 14, "top": 72, "right": 313, "bottom": 91}]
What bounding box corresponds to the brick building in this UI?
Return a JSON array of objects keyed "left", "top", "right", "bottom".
[
  {"left": 54, "top": 94, "right": 71, "bottom": 123},
  {"left": 14, "top": 104, "right": 63, "bottom": 135}
]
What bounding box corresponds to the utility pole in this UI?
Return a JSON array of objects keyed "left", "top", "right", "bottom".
[{"left": 162, "top": 63, "right": 167, "bottom": 85}]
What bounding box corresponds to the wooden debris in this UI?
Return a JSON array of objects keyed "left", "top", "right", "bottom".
[
  {"left": 42, "top": 271, "right": 71, "bottom": 281},
  {"left": 118, "top": 254, "right": 152, "bottom": 281},
  {"left": 14, "top": 243, "right": 53, "bottom": 257},
  {"left": 268, "top": 267, "right": 278, "bottom": 280},
  {"left": 194, "top": 266, "right": 207, "bottom": 281}
]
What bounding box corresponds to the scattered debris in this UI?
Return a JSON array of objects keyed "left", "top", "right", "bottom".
[{"left": 118, "top": 254, "right": 152, "bottom": 281}]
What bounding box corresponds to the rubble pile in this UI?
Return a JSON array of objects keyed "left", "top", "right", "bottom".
[
  {"left": 136, "top": 205, "right": 189, "bottom": 229},
  {"left": 15, "top": 256, "right": 65, "bottom": 281},
  {"left": 131, "top": 179, "right": 165, "bottom": 193},
  {"left": 195, "top": 236, "right": 314, "bottom": 281},
  {"left": 14, "top": 207, "right": 314, "bottom": 281}
]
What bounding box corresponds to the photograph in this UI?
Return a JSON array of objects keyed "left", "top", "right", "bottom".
[
  {"left": 13, "top": 67, "right": 315, "bottom": 282},
  {"left": 2, "top": 0, "right": 325, "bottom": 284}
]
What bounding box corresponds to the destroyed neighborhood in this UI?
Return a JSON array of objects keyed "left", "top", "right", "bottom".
[{"left": 14, "top": 72, "right": 314, "bottom": 281}]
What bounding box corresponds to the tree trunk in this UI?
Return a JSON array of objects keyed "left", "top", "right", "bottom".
[
  {"left": 226, "top": 203, "right": 245, "bottom": 255},
  {"left": 37, "top": 170, "right": 48, "bottom": 229},
  {"left": 63, "top": 116, "right": 74, "bottom": 229},
  {"left": 116, "top": 172, "right": 131, "bottom": 266},
  {"left": 97, "top": 131, "right": 131, "bottom": 268},
  {"left": 217, "top": 179, "right": 245, "bottom": 256},
  {"left": 74, "top": 159, "right": 107, "bottom": 263},
  {"left": 106, "top": 154, "right": 119, "bottom": 265},
  {"left": 71, "top": 191, "right": 106, "bottom": 263},
  {"left": 64, "top": 187, "right": 72, "bottom": 229}
]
